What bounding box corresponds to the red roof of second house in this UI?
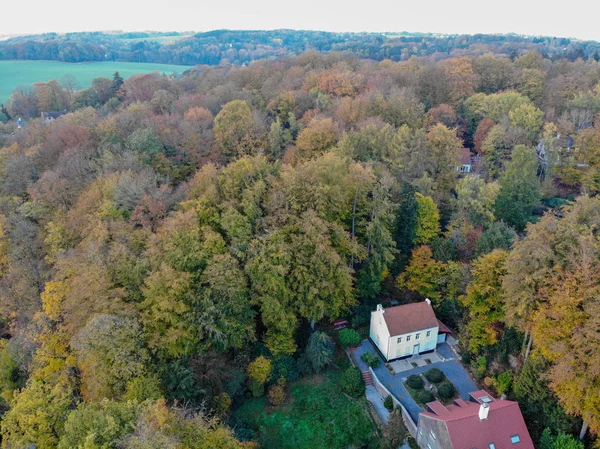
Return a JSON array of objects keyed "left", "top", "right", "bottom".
[
  {"left": 437, "top": 319, "right": 452, "bottom": 334},
  {"left": 459, "top": 148, "right": 472, "bottom": 165},
  {"left": 382, "top": 302, "right": 439, "bottom": 336},
  {"left": 421, "top": 390, "right": 534, "bottom": 449}
]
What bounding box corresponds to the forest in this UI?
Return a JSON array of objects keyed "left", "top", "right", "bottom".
[
  {"left": 0, "top": 41, "right": 599, "bottom": 449},
  {"left": 2, "top": 29, "right": 600, "bottom": 65}
]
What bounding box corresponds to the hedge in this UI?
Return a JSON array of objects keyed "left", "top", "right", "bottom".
[
  {"left": 406, "top": 374, "right": 424, "bottom": 389},
  {"left": 437, "top": 382, "right": 455, "bottom": 399},
  {"left": 424, "top": 368, "right": 444, "bottom": 383}
]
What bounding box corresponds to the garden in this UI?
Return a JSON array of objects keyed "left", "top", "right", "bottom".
[{"left": 403, "top": 368, "right": 458, "bottom": 406}]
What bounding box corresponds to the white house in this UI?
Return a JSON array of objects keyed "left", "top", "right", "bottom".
[{"left": 369, "top": 300, "right": 451, "bottom": 362}]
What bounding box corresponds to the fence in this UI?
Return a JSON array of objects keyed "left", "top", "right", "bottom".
[{"left": 369, "top": 366, "right": 418, "bottom": 437}]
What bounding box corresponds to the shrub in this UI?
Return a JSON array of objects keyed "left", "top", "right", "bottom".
[
  {"left": 461, "top": 350, "right": 472, "bottom": 365},
  {"left": 214, "top": 392, "right": 232, "bottom": 417},
  {"left": 407, "top": 374, "right": 424, "bottom": 390},
  {"left": 437, "top": 382, "right": 455, "bottom": 399},
  {"left": 382, "top": 410, "right": 407, "bottom": 449},
  {"left": 268, "top": 384, "right": 286, "bottom": 406},
  {"left": 249, "top": 379, "right": 264, "bottom": 398},
  {"left": 248, "top": 356, "right": 272, "bottom": 384},
  {"left": 384, "top": 395, "right": 394, "bottom": 411},
  {"left": 408, "top": 436, "right": 420, "bottom": 449},
  {"left": 416, "top": 389, "right": 435, "bottom": 404},
  {"left": 496, "top": 371, "right": 513, "bottom": 395},
  {"left": 306, "top": 331, "right": 335, "bottom": 373},
  {"left": 424, "top": 368, "right": 444, "bottom": 383},
  {"left": 338, "top": 329, "right": 361, "bottom": 348},
  {"left": 473, "top": 356, "right": 487, "bottom": 379},
  {"left": 360, "top": 351, "right": 381, "bottom": 368},
  {"left": 341, "top": 367, "right": 365, "bottom": 398}
]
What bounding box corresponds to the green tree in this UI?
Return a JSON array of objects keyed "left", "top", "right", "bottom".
[
  {"left": 414, "top": 193, "right": 440, "bottom": 245},
  {"left": 305, "top": 331, "right": 334, "bottom": 373},
  {"left": 72, "top": 314, "right": 150, "bottom": 400},
  {"left": 214, "top": 100, "right": 255, "bottom": 161},
  {"left": 454, "top": 175, "right": 500, "bottom": 227},
  {"left": 397, "top": 245, "right": 445, "bottom": 301},
  {"left": 460, "top": 250, "right": 508, "bottom": 353},
  {"left": 475, "top": 221, "right": 517, "bottom": 256},
  {"left": 494, "top": 145, "right": 541, "bottom": 231},
  {"left": 1, "top": 380, "right": 74, "bottom": 449}
]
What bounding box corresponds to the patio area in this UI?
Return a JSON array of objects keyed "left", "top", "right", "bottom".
[{"left": 351, "top": 339, "right": 478, "bottom": 423}]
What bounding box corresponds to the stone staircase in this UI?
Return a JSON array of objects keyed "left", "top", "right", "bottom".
[{"left": 362, "top": 370, "right": 373, "bottom": 386}]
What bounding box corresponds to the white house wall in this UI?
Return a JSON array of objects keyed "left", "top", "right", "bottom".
[
  {"left": 370, "top": 310, "right": 390, "bottom": 358},
  {"left": 387, "top": 326, "right": 439, "bottom": 359}
]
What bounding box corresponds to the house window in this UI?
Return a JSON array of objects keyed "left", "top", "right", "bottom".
[
  {"left": 397, "top": 337, "right": 402, "bottom": 343},
  {"left": 419, "top": 430, "right": 423, "bottom": 436},
  {"left": 406, "top": 335, "right": 411, "bottom": 342},
  {"left": 427, "top": 444, "right": 432, "bottom": 449},
  {"left": 511, "top": 436, "right": 520, "bottom": 444},
  {"left": 416, "top": 333, "right": 420, "bottom": 340},
  {"left": 430, "top": 431, "right": 436, "bottom": 440},
  {"left": 490, "top": 444, "right": 496, "bottom": 449},
  {"left": 426, "top": 330, "right": 431, "bottom": 337}
]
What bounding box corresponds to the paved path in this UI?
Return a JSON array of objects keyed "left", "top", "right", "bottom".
[
  {"left": 352, "top": 340, "right": 478, "bottom": 424},
  {"left": 366, "top": 385, "right": 390, "bottom": 424}
]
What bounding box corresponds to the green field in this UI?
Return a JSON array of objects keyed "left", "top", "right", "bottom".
[{"left": 0, "top": 60, "right": 193, "bottom": 103}]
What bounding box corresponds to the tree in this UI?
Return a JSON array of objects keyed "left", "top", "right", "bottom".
[
  {"left": 72, "top": 314, "right": 150, "bottom": 400},
  {"left": 481, "top": 124, "right": 508, "bottom": 179},
  {"left": 381, "top": 410, "right": 408, "bottom": 449},
  {"left": 248, "top": 356, "right": 272, "bottom": 397},
  {"left": 454, "top": 175, "right": 500, "bottom": 228},
  {"left": 305, "top": 331, "right": 334, "bottom": 373},
  {"left": 58, "top": 400, "right": 139, "bottom": 449},
  {"left": 1, "top": 380, "right": 74, "bottom": 449},
  {"left": 214, "top": 100, "right": 255, "bottom": 161},
  {"left": 295, "top": 117, "right": 338, "bottom": 157},
  {"left": 414, "top": 193, "right": 440, "bottom": 245},
  {"left": 392, "top": 182, "right": 418, "bottom": 273},
  {"left": 397, "top": 245, "right": 445, "bottom": 301},
  {"left": 509, "top": 103, "right": 544, "bottom": 138},
  {"left": 475, "top": 221, "right": 517, "bottom": 256},
  {"left": 494, "top": 145, "right": 541, "bottom": 231},
  {"left": 460, "top": 250, "right": 508, "bottom": 353}
]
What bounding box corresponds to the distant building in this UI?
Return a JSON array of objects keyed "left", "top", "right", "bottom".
[
  {"left": 17, "top": 118, "right": 23, "bottom": 129},
  {"left": 457, "top": 148, "right": 472, "bottom": 173},
  {"left": 369, "top": 300, "right": 451, "bottom": 361},
  {"left": 41, "top": 110, "right": 68, "bottom": 125},
  {"left": 417, "top": 390, "right": 534, "bottom": 449}
]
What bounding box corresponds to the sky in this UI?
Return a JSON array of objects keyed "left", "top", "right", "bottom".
[{"left": 3, "top": 0, "right": 600, "bottom": 42}]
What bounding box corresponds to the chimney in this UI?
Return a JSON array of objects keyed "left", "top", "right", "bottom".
[
  {"left": 425, "top": 298, "right": 431, "bottom": 306},
  {"left": 376, "top": 304, "right": 384, "bottom": 313},
  {"left": 479, "top": 402, "right": 489, "bottom": 421}
]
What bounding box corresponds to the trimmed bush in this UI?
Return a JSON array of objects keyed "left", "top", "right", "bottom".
[
  {"left": 406, "top": 374, "right": 424, "bottom": 390},
  {"left": 408, "top": 437, "right": 420, "bottom": 449},
  {"left": 437, "top": 382, "right": 455, "bottom": 399},
  {"left": 384, "top": 394, "right": 394, "bottom": 411},
  {"left": 416, "top": 389, "right": 435, "bottom": 404},
  {"left": 341, "top": 366, "right": 365, "bottom": 398},
  {"left": 496, "top": 371, "right": 513, "bottom": 395},
  {"left": 338, "top": 329, "right": 361, "bottom": 348},
  {"left": 360, "top": 351, "right": 381, "bottom": 368},
  {"left": 424, "top": 368, "right": 444, "bottom": 383}
]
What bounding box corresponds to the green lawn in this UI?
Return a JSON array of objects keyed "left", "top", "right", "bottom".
[
  {"left": 0, "top": 60, "right": 193, "bottom": 103},
  {"left": 232, "top": 372, "right": 378, "bottom": 449}
]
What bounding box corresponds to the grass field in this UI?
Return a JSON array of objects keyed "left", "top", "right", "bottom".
[{"left": 0, "top": 60, "right": 193, "bottom": 103}]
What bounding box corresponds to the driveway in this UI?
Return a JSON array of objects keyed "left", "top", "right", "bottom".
[{"left": 351, "top": 339, "right": 478, "bottom": 424}]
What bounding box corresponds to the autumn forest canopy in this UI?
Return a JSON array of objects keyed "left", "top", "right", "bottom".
[{"left": 0, "top": 32, "right": 600, "bottom": 448}]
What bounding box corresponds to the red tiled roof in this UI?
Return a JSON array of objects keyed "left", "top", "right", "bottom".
[
  {"left": 421, "top": 391, "right": 534, "bottom": 449},
  {"left": 437, "top": 319, "right": 452, "bottom": 334},
  {"left": 382, "top": 302, "right": 439, "bottom": 336},
  {"left": 459, "top": 148, "right": 472, "bottom": 165}
]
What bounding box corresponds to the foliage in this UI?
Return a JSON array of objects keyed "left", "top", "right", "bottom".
[
  {"left": 475, "top": 221, "right": 517, "bottom": 256},
  {"left": 496, "top": 371, "right": 513, "bottom": 395},
  {"left": 360, "top": 351, "right": 381, "bottom": 368},
  {"left": 305, "top": 331, "right": 334, "bottom": 373},
  {"left": 437, "top": 382, "right": 456, "bottom": 399},
  {"left": 248, "top": 356, "right": 272, "bottom": 388},
  {"left": 493, "top": 145, "right": 542, "bottom": 232},
  {"left": 267, "top": 382, "right": 287, "bottom": 406},
  {"left": 407, "top": 374, "right": 424, "bottom": 389},
  {"left": 414, "top": 193, "right": 440, "bottom": 245},
  {"left": 381, "top": 410, "right": 408, "bottom": 449},
  {"left": 397, "top": 245, "right": 445, "bottom": 301},
  {"left": 384, "top": 394, "right": 394, "bottom": 411},
  {"left": 424, "top": 368, "right": 444, "bottom": 383},
  {"left": 539, "top": 429, "right": 584, "bottom": 449},
  {"left": 415, "top": 390, "right": 435, "bottom": 404},
  {"left": 340, "top": 367, "right": 365, "bottom": 398},
  {"left": 473, "top": 356, "right": 487, "bottom": 380},
  {"left": 337, "top": 329, "right": 361, "bottom": 348},
  {"left": 233, "top": 372, "right": 376, "bottom": 449}
]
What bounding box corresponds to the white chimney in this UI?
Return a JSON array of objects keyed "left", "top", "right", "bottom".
[
  {"left": 479, "top": 402, "right": 489, "bottom": 421},
  {"left": 425, "top": 298, "right": 431, "bottom": 306},
  {"left": 376, "top": 304, "right": 384, "bottom": 313}
]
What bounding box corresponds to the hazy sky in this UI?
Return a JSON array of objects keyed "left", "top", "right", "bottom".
[{"left": 3, "top": 0, "right": 600, "bottom": 42}]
